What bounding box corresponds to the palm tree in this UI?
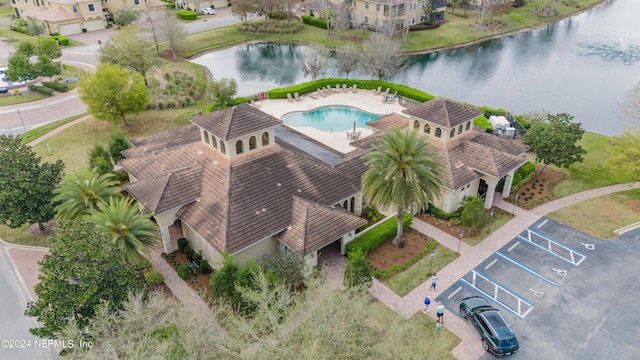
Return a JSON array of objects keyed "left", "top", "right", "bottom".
[
  {"left": 88, "top": 196, "right": 158, "bottom": 265},
  {"left": 362, "top": 128, "right": 443, "bottom": 248},
  {"left": 54, "top": 171, "right": 120, "bottom": 220}
]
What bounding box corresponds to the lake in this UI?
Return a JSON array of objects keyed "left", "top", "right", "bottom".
[{"left": 191, "top": 0, "right": 640, "bottom": 136}]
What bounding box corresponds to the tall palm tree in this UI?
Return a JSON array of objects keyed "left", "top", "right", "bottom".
[
  {"left": 362, "top": 128, "right": 443, "bottom": 248},
  {"left": 53, "top": 171, "right": 120, "bottom": 220},
  {"left": 88, "top": 196, "right": 158, "bottom": 265}
]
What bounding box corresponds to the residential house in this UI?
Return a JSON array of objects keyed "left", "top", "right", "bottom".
[
  {"left": 12, "top": 0, "right": 165, "bottom": 35},
  {"left": 174, "top": 0, "right": 228, "bottom": 11},
  {"left": 121, "top": 98, "right": 527, "bottom": 271},
  {"left": 352, "top": 0, "right": 446, "bottom": 30}
]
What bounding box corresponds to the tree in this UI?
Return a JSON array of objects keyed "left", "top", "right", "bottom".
[
  {"left": 6, "top": 52, "right": 37, "bottom": 86},
  {"left": 0, "top": 135, "right": 65, "bottom": 231},
  {"left": 301, "top": 44, "right": 330, "bottom": 81},
  {"left": 78, "top": 63, "right": 150, "bottom": 126},
  {"left": 157, "top": 12, "right": 187, "bottom": 61},
  {"left": 87, "top": 196, "right": 158, "bottom": 265},
  {"left": 523, "top": 113, "right": 587, "bottom": 173},
  {"left": 321, "top": 0, "right": 333, "bottom": 36},
  {"left": 113, "top": 7, "right": 141, "bottom": 27},
  {"left": 460, "top": 197, "right": 487, "bottom": 234},
  {"left": 25, "top": 220, "right": 142, "bottom": 338},
  {"left": 88, "top": 143, "right": 114, "bottom": 175},
  {"left": 98, "top": 26, "right": 160, "bottom": 85},
  {"left": 207, "top": 77, "right": 238, "bottom": 107},
  {"left": 17, "top": 40, "right": 38, "bottom": 57},
  {"left": 331, "top": 0, "right": 351, "bottom": 39},
  {"left": 362, "top": 128, "right": 443, "bottom": 248},
  {"left": 343, "top": 251, "right": 373, "bottom": 289},
  {"left": 37, "top": 37, "right": 62, "bottom": 59},
  {"left": 25, "top": 17, "right": 46, "bottom": 37},
  {"left": 53, "top": 171, "right": 120, "bottom": 220},
  {"left": 360, "top": 33, "right": 407, "bottom": 80},
  {"left": 232, "top": 0, "right": 256, "bottom": 25},
  {"left": 607, "top": 130, "right": 640, "bottom": 182},
  {"left": 334, "top": 42, "right": 360, "bottom": 79},
  {"left": 108, "top": 131, "right": 131, "bottom": 163},
  {"left": 34, "top": 53, "right": 61, "bottom": 81},
  {"left": 618, "top": 82, "right": 640, "bottom": 129}
]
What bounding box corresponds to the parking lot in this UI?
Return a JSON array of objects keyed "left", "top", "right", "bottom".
[{"left": 435, "top": 217, "right": 640, "bottom": 359}]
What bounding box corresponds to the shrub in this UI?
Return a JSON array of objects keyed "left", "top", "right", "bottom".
[
  {"left": 260, "top": 251, "right": 304, "bottom": 290},
  {"left": 374, "top": 240, "right": 436, "bottom": 279},
  {"left": 184, "top": 247, "right": 194, "bottom": 262},
  {"left": 42, "top": 81, "right": 69, "bottom": 92},
  {"left": 108, "top": 131, "right": 131, "bottom": 163},
  {"left": 210, "top": 252, "right": 239, "bottom": 300},
  {"left": 177, "top": 263, "right": 192, "bottom": 279},
  {"left": 166, "top": 3, "right": 176, "bottom": 9},
  {"left": 346, "top": 213, "right": 412, "bottom": 258},
  {"left": 177, "top": 10, "right": 197, "bottom": 20},
  {"left": 232, "top": 97, "right": 248, "bottom": 105},
  {"left": 267, "top": 11, "right": 289, "bottom": 20},
  {"left": 178, "top": 237, "right": 189, "bottom": 253},
  {"left": 198, "top": 258, "right": 212, "bottom": 274},
  {"left": 11, "top": 25, "right": 27, "bottom": 34},
  {"left": 460, "top": 197, "right": 487, "bottom": 233},
  {"left": 473, "top": 115, "right": 492, "bottom": 133},
  {"left": 427, "top": 204, "right": 462, "bottom": 221},
  {"left": 52, "top": 36, "right": 69, "bottom": 46},
  {"left": 29, "top": 85, "right": 54, "bottom": 96},
  {"left": 343, "top": 251, "right": 373, "bottom": 289},
  {"left": 302, "top": 15, "right": 327, "bottom": 29},
  {"left": 143, "top": 267, "right": 165, "bottom": 286}
]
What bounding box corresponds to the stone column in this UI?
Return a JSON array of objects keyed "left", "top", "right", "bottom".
[
  {"left": 502, "top": 170, "right": 516, "bottom": 198},
  {"left": 483, "top": 177, "right": 500, "bottom": 209},
  {"left": 354, "top": 192, "right": 363, "bottom": 216},
  {"left": 159, "top": 224, "right": 173, "bottom": 254}
]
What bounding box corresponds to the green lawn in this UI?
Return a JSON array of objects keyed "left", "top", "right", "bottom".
[
  {"left": 551, "top": 132, "right": 628, "bottom": 197},
  {"left": 0, "top": 223, "right": 50, "bottom": 247},
  {"left": 548, "top": 189, "right": 640, "bottom": 238},
  {"left": 19, "top": 113, "right": 87, "bottom": 145},
  {"left": 463, "top": 208, "right": 514, "bottom": 246},
  {"left": 384, "top": 243, "right": 459, "bottom": 297},
  {"left": 0, "top": 93, "right": 48, "bottom": 106}
]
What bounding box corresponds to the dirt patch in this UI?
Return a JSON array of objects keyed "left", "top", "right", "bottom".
[
  {"left": 366, "top": 228, "right": 430, "bottom": 272},
  {"left": 163, "top": 251, "right": 213, "bottom": 298},
  {"left": 417, "top": 208, "right": 506, "bottom": 239},
  {"left": 24, "top": 220, "right": 56, "bottom": 237},
  {"left": 624, "top": 199, "right": 640, "bottom": 213},
  {"left": 505, "top": 164, "right": 566, "bottom": 209}
]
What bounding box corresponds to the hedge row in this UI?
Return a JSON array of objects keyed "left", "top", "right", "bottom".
[
  {"left": 375, "top": 239, "right": 436, "bottom": 279},
  {"left": 427, "top": 204, "right": 462, "bottom": 221},
  {"left": 177, "top": 10, "right": 197, "bottom": 20},
  {"left": 473, "top": 115, "right": 492, "bottom": 133},
  {"left": 267, "top": 79, "right": 436, "bottom": 103},
  {"left": 29, "top": 85, "right": 54, "bottom": 96},
  {"left": 302, "top": 15, "right": 327, "bottom": 29},
  {"left": 346, "top": 213, "right": 412, "bottom": 259},
  {"left": 11, "top": 26, "right": 26, "bottom": 33},
  {"left": 42, "top": 81, "right": 69, "bottom": 92},
  {"left": 51, "top": 35, "right": 69, "bottom": 46}
]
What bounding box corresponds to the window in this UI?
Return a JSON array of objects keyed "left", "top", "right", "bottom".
[
  {"left": 134, "top": 0, "right": 139, "bottom": 5},
  {"left": 375, "top": 18, "right": 379, "bottom": 26},
  {"left": 88, "top": 3, "right": 95, "bottom": 12},
  {"left": 383, "top": 5, "right": 389, "bottom": 16},
  {"left": 450, "top": 128, "right": 455, "bottom": 138},
  {"left": 350, "top": 197, "right": 355, "bottom": 213},
  {"left": 424, "top": 124, "right": 430, "bottom": 134},
  {"left": 414, "top": 120, "right": 420, "bottom": 129},
  {"left": 343, "top": 200, "right": 348, "bottom": 209},
  {"left": 398, "top": 4, "right": 405, "bottom": 16},
  {"left": 204, "top": 130, "right": 210, "bottom": 144},
  {"left": 262, "top": 131, "right": 270, "bottom": 146},
  {"left": 376, "top": 4, "right": 380, "bottom": 11},
  {"left": 458, "top": 125, "right": 463, "bottom": 134},
  {"left": 365, "top": 2, "right": 369, "bottom": 9},
  {"left": 249, "top": 136, "right": 257, "bottom": 150},
  {"left": 72, "top": 4, "right": 77, "bottom": 12},
  {"left": 211, "top": 135, "right": 218, "bottom": 149},
  {"left": 220, "top": 140, "right": 226, "bottom": 154},
  {"left": 466, "top": 121, "right": 471, "bottom": 131},
  {"left": 235, "top": 140, "right": 243, "bottom": 155},
  {"left": 364, "top": 16, "right": 369, "bottom": 24},
  {"left": 435, "top": 128, "right": 442, "bottom": 138}
]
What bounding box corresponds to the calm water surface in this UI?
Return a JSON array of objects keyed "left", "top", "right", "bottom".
[{"left": 192, "top": 0, "right": 640, "bottom": 136}]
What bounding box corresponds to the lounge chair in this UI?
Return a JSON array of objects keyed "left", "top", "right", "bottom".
[
  {"left": 335, "top": 84, "right": 340, "bottom": 93},
  {"left": 294, "top": 92, "right": 301, "bottom": 102},
  {"left": 318, "top": 88, "right": 326, "bottom": 97},
  {"left": 310, "top": 91, "right": 318, "bottom": 99},
  {"left": 382, "top": 88, "right": 391, "bottom": 96},
  {"left": 343, "top": 84, "right": 347, "bottom": 93},
  {"left": 352, "top": 84, "right": 357, "bottom": 93},
  {"left": 324, "top": 86, "right": 331, "bottom": 95},
  {"left": 287, "top": 93, "right": 294, "bottom": 103},
  {"left": 374, "top": 86, "right": 382, "bottom": 95}
]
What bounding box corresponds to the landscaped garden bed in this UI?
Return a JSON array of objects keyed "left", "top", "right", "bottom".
[
  {"left": 161, "top": 238, "right": 214, "bottom": 300},
  {"left": 504, "top": 164, "right": 566, "bottom": 209}
]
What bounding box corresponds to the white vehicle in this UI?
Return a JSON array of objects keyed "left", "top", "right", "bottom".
[{"left": 200, "top": 8, "right": 215, "bottom": 15}]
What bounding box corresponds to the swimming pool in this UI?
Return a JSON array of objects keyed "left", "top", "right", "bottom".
[{"left": 282, "top": 106, "right": 382, "bottom": 132}]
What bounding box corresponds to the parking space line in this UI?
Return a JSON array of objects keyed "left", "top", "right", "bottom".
[
  {"left": 460, "top": 270, "right": 534, "bottom": 318},
  {"left": 537, "top": 219, "right": 548, "bottom": 228},
  {"left": 517, "top": 228, "right": 587, "bottom": 266},
  {"left": 495, "top": 252, "right": 557, "bottom": 285},
  {"left": 484, "top": 259, "right": 498, "bottom": 270},
  {"left": 508, "top": 242, "right": 519, "bottom": 252},
  {"left": 447, "top": 286, "right": 463, "bottom": 300}
]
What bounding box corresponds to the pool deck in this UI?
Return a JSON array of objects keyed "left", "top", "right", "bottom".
[{"left": 256, "top": 88, "right": 408, "bottom": 154}]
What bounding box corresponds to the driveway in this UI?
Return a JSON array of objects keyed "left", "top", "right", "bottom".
[{"left": 437, "top": 218, "right": 640, "bottom": 360}]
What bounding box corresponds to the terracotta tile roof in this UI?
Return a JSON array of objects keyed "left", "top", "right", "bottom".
[
  {"left": 24, "top": 7, "right": 83, "bottom": 22},
  {"left": 403, "top": 98, "right": 483, "bottom": 128},
  {"left": 190, "top": 104, "right": 282, "bottom": 141},
  {"left": 123, "top": 165, "right": 203, "bottom": 214},
  {"left": 124, "top": 124, "right": 201, "bottom": 158},
  {"left": 366, "top": 113, "right": 409, "bottom": 132},
  {"left": 121, "top": 127, "right": 362, "bottom": 255},
  {"left": 348, "top": 132, "right": 383, "bottom": 150},
  {"left": 278, "top": 196, "right": 366, "bottom": 256}
]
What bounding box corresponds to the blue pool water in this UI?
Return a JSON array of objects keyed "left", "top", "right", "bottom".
[{"left": 282, "top": 106, "right": 382, "bottom": 132}]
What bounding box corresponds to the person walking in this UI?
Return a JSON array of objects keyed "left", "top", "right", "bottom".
[
  {"left": 423, "top": 295, "right": 431, "bottom": 313},
  {"left": 437, "top": 302, "right": 445, "bottom": 324},
  {"left": 430, "top": 272, "right": 438, "bottom": 291}
]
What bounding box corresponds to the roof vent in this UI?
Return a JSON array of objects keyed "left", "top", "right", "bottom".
[
  {"left": 255, "top": 211, "right": 261, "bottom": 215},
  {"left": 262, "top": 208, "right": 267, "bottom": 213},
  {"left": 277, "top": 183, "right": 281, "bottom": 187},
  {"left": 297, "top": 189, "right": 302, "bottom": 193},
  {"left": 197, "top": 151, "right": 203, "bottom": 155}
]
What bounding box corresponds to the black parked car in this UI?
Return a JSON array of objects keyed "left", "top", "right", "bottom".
[{"left": 460, "top": 296, "right": 519, "bottom": 356}]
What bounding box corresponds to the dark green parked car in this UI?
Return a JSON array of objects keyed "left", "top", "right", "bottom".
[{"left": 460, "top": 296, "right": 519, "bottom": 356}]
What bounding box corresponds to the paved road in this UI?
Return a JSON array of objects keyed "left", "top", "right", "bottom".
[
  {"left": 0, "top": 241, "right": 53, "bottom": 360},
  {"left": 0, "top": 7, "right": 251, "bottom": 136}
]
